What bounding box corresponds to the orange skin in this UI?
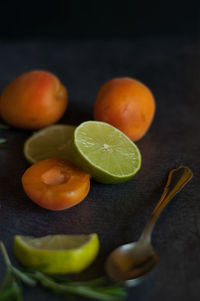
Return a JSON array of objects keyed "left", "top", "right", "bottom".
[
  {"left": 0, "top": 70, "right": 68, "bottom": 130},
  {"left": 22, "top": 158, "right": 90, "bottom": 211},
  {"left": 93, "top": 77, "right": 156, "bottom": 141}
]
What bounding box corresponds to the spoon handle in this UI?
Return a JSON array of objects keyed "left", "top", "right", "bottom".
[{"left": 140, "top": 166, "right": 193, "bottom": 243}]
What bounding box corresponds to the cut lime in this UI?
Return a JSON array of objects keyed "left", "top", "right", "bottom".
[
  {"left": 24, "top": 124, "right": 76, "bottom": 164},
  {"left": 72, "top": 121, "right": 142, "bottom": 184},
  {"left": 14, "top": 234, "right": 99, "bottom": 274}
]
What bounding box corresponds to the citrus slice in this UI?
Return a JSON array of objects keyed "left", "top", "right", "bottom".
[
  {"left": 14, "top": 234, "right": 99, "bottom": 274},
  {"left": 24, "top": 124, "right": 76, "bottom": 164},
  {"left": 72, "top": 121, "right": 142, "bottom": 184}
]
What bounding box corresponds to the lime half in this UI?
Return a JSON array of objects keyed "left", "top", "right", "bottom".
[
  {"left": 24, "top": 124, "right": 76, "bottom": 164},
  {"left": 72, "top": 121, "right": 142, "bottom": 184},
  {"left": 14, "top": 234, "right": 99, "bottom": 274}
]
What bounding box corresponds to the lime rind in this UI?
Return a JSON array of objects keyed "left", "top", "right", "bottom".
[
  {"left": 14, "top": 234, "right": 99, "bottom": 274},
  {"left": 73, "top": 121, "right": 142, "bottom": 184}
]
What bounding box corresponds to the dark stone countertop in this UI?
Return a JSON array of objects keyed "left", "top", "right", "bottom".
[{"left": 0, "top": 36, "right": 200, "bottom": 301}]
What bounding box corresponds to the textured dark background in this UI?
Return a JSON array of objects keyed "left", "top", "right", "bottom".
[{"left": 0, "top": 1, "right": 200, "bottom": 301}]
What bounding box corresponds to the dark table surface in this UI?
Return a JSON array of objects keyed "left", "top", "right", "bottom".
[{"left": 0, "top": 36, "right": 200, "bottom": 301}]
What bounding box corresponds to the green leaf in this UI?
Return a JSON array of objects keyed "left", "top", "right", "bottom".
[
  {"left": 0, "top": 272, "right": 13, "bottom": 290},
  {"left": 11, "top": 281, "right": 22, "bottom": 301},
  {"left": 0, "top": 280, "right": 22, "bottom": 301},
  {"left": 0, "top": 242, "right": 23, "bottom": 301},
  {"left": 0, "top": 286, "right": 16, "bottom": 300}
]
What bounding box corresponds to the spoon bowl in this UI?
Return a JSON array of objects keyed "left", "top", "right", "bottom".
[
  {"left": 106, "top": 166, "right": 193, "bottom": 285},
  {"left": 106, "top": 240, "right": 158, "bottom": 285}
]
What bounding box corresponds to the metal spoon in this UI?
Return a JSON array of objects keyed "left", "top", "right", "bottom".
[{"left": 105, "top": 166, "right": 193, "bottom": 286}]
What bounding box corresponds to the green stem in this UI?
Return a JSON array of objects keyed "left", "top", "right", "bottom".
[
  {"left": 66, "top": 277, "right": 106, "bottom": 287},
  {"left": 34, "top": 272, "right": 124, "bottom": 301},
  {"left": 0, "top": 242, "right": 11, "bottom": 267},
  {"left": 10, "top": 267, "right": 36, "bottom": 287},
  {"left": 0, "top": 241, "right": 36, "bottom": 287}
]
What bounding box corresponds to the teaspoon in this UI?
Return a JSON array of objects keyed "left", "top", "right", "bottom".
[{"left": 105, "top": 166, "right": 193, "bottom": 286}]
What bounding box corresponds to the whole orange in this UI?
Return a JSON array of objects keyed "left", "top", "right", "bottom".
[
  {"left": 93, "top": 77, "right": 155, "bottom": 141},
  {"left": 0, "top": 70, "right": 68, "bottom": 130}
]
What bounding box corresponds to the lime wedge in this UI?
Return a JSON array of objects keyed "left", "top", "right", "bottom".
[
  {"left": 24, "top": 124, "right": 76, "bottom": 164},
  {"left": 14, "top": 234, "right": 99, "bottom": 274},
  {"left": 72, "top": 121, "right": 142, "bottom": 184}
]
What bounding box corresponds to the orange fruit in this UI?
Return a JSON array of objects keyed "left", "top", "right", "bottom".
[
  {"left": 93, "top": 77, "right": 155, "bottom": 141},
  {"left": 0, "top": 70, "right": 68, "bottom": 130},
  {"left": 22, "top": 158, "right": 90, "bottom": 211}
]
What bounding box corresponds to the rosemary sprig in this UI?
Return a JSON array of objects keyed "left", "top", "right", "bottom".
[
  {"left": 0, "top": 242, "right": 35, "bottom": 301},
  {"left": 32, "top": 271, "right": 126, "bottom": 301},
  {"left": 0, "top": 242, "right": 127, "bottom": 301}
]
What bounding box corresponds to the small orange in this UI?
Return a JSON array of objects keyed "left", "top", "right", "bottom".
[
  {"left": 0, "top": 70, "right": 68, "bottom": 130},
  {"left": 93, "top": 77, "right": 155, "bottom": 141}
]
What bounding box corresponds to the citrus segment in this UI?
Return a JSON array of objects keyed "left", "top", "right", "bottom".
[
  {"left": 14, "top": 234, "right": 99, "bottom": 274},
  {"left": 73, "top": 121, "right": 142, "bottom": 184},
  {"left": 24, "top": 124, "right": 75, "bottom": 164}
]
